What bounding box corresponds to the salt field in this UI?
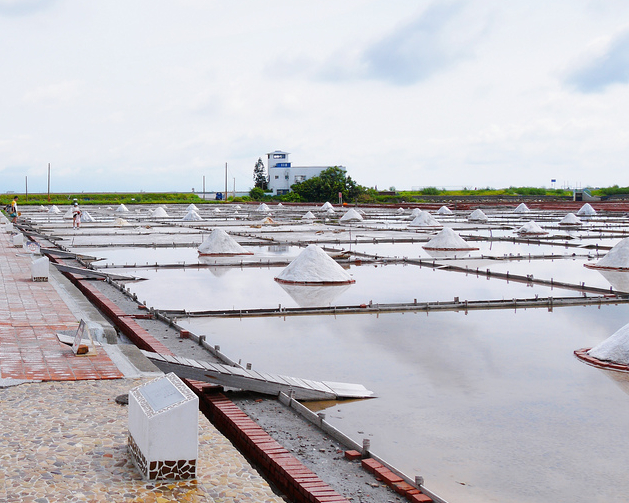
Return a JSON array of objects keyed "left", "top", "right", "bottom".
[{"left": 19, "top": 201, "right": 629, "bottom": 503}]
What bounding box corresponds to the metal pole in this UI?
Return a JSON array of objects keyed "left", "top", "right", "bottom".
[
  {"left": 25, "top": 176, "right": 28, "bottom": 202},
  {"left": 224, "top": 162, "right": 227, "bottom": 202},
  {"left": 202, "top": 176, "right": 205, "bottom": 200},
  {"left": 47, "top": 163, "right": 51, "bottom": 202},
  {"left": 233, "top": 177, "right": 235, "bottom": 199}
]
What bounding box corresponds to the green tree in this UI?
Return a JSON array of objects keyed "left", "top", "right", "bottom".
[
  {"left": 249, "top": 187, "right": 266, "bottom": 200},
  {"left": 290, "top": 166, "right": 365, "bottom": 203},
  {"left": 253, "top": 158, "right": 267, "bottom": 189}
]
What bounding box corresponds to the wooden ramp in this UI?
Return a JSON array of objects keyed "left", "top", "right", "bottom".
[{"left": 142, "top": 351, "right": 375, "bottom": 401}]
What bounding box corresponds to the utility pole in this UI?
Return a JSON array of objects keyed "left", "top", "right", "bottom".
[
  {"left": 47, "top": 163, "right": 51, "bottom": 202},
  {"left": 203, "top": 176, "right": 205, "bottom": 200},
  {"left": 233, "top": 177, "right": 235, "bottom": 200},
  {"left": 25, "top": 176, "right": 28, "bottom": 202}
]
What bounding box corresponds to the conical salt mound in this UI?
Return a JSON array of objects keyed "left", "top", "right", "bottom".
[
  {"left": 423, "top": 227, "right": 478, "bottom": 251},
  {"left": 114, "top": 217, "right": 129, "bottom": 226},
  {"left": 586, "top": 237, "right": 629, "bottom": 270},
  {"left": 198, "top": 228, "right": 253, "bottom": 256},
  {"left": 396, "top": 207, "right": 405, "bottom": 214},
  {"left": 151, "top": 207, "right": 169, "bottom": 218},
  {"left": 321, "top": 202, "right": 334, "bottom": 210},
  {"left": 577, "top": 203, "right": 596, "bottom": 216},
  {"left": 115, "top": 204, "right": 129, "bottom": 213},
  {"left": 340, "top": 208, "right": 363, "bottom": 222},
  {"left": 588, "top": 322, "right": 629, "bottom": 365},
  {"left": 276, "top": 203, "right": 284, "bottom": 209},
  {"left": 63, "top": 208, "right": 73, "bottom": 219},
  {"left": 409, "top": 211, "right": 442, "bottom": 228},
  {"left": 325, "top": 208, "right": 336, "bottom": 215},
  {"left": 302, "top": 211, "right": 315, "bottom": 220},
  {"left": 186, "top": 203, "right": 199, "bottom": 211},
  {"left": 213, "top": 208, "right": 222, "bottom": 213},
  {"left": 255, "top": 203, "right": 270, "bottom": 213},
  {"left": 517, "top": 221, "right": 547, "bottom": 235},
  {"left": 275, "top": 244, "right": 355, "bottom": 284},
  {"left": 437, "top": 206, "right": 453, "bottom": 215},
  {"left": 411, "top": 208, "right": 422, "bottom": 217},
  {"left": 468, "top": 209, "right": 488, "bottom": 222},
  {"left": 39, "top": 205, "right": 47, "bottom": 212},
  {"left": 559, "top": 213, "right": 581, "bottom": 226},
  {"left": 182, "top": 210, "right": 203, "bottom": 221},
  {"left": 48, "top": 205, "right": 61, "bottom": 214},
  {"left": 514, "top": 203, "right": 531, "bottom": 213},
  {"left": 81, "top": 211, "right": 95, "bottom": 223}
]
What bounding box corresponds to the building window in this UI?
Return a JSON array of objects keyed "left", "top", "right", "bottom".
[
  {"left": 274, "top": 175, "right": 279, "bottom": 179},
  {"left": 285, "top": 175, "right": 289, "bottom": 179},
  {"left": 294, "top": 175, "right": 306, "bottom": 183},
  {"left": 273, "top": 154, "right": 286, "bottom": 159}
]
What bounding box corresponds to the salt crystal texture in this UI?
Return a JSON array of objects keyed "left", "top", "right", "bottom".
[
  {"left": 423, "top": 227, "right": 478, "bottom": 250},
  {"left": 588, "top": 322, "right": 629, "bottom": 365},
  {"left": 198, "top": 228, "right": 252, "bottom": 255},
  {"left": 586, "top": 237, "right": 629, "bottom": 270},
  {"left": 275, "top": 244, "right": 355, "bottom": 284}
]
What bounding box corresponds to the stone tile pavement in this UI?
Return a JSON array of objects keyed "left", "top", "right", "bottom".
[{"left": 0, "top": 224, "right": 285, "bottom": 502}]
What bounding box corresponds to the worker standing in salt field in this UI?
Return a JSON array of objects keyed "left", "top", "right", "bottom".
[{"left": 72, "top": 202, "right": 82, "bottom": 229}]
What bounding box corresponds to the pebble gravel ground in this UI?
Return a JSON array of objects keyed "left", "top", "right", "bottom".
[{"left": 0, "top": 379, "right": 285, "bottom": 503}]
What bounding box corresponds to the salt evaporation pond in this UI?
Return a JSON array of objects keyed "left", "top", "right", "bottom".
[
  {"left": 179, "top": 305, "right": 629, "bottom": 503},
  {"left": 51, "top": 203, "right": 629, "bottom": 503},
  {"left": 119, "top": 261, "right": 586, "bottom": 312}
]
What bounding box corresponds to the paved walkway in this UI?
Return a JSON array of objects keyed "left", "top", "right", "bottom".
[
  {"left": 0, "top": 228, "right": 122, "bottom": 381},
  {"left": 0, "top": 224, "right": 285, "bottom": 502}
]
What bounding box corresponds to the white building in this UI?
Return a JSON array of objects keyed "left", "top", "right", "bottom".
[{"left": 266, "top": 150, "right": 345, "bottom": 196}]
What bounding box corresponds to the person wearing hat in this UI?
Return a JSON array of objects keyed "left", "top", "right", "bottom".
[
  {"left": 72, "top": 202, "right": 82, "bottom": 229},
  {"left": 9, "top": 195, "right": 18, "bottom": 223}
]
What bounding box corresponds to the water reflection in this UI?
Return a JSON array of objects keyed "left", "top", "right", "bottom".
[
  {"left": 596, "top": 269, "right": 629, "bottom": 293},
  {"left": 277, "top": 282, "right": 352, "bottom": 307}
]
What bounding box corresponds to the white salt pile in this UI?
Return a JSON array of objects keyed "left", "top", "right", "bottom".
[
  {"left": 115, "top": 204, "right": 129, "bottom": 213},
  {"left": 325, "top": 208, "right": 336, "bottom": 215},
  {"left": 63, "top": 208, "right": 73, "bottom": 219},
  {"left": 186, "top": 204, "right": 199, "bottom": 211},
  {"left": 48, "top": 205, "right": 61, "bottom": 214},
  {"left": 114, "top": 218, "right": 129, "bottom": 226},
  {"left": 517, "top": 221, "right": 547, "bottom": 235},
  {"left": 588, "top": 322, "right": 629, "bottom": 366},
  {"left": 275, "top": 244, "right": 354, "bottom": 284},
  {"left": 423, "top": 227, "right": 478, "bottom": 250},
  {"left": 559, "top": 213, "right": 581, "bottom": 226},
  {"left": 514, "top": 203, "right": 530, "bottom": 213},
  {"left": 396, "top": 207, "right": 405, "bottom": 214},
  {"left": 182, "top": 210, "right": 203, "bottom": 221},
  {"left": 198, "top": 228, "right": 253, "bottom": 256},
  {"left": 277, "top": 203, "right": 284, "bottom": 208},
  {"left": 577, "top": 203, "right": 596, "bottom": 216},
  {"left": 81, "top": 211, "right": 95, "bottom": 223},
  {"left": 468, "top": 208, "right": 488, "bottom": 222},
  {"left": 411, "top": 208, "right": 422, "bottom": 217},
  {"left": 260, "top": 216, "right": 275, "bottom": 224},
  {"left": 586, "top": 237, "right": 629, "bottom": 270},
  {"left": 213, "top": 208, "right": 222, "bottom": 213},
  {"left": 437, "top": 206, "right": 453, "bottom": 215},
  {"left": 409, "top": 211, "right": 442, "bottom": 228},
  {"left": 302, "top": 211, "right": 315, "bottom": 220},
  {"left": 39, "top": 205, "right": 47, "bottom": 212},
  {"left": 151, "top": 207, "right": 169, "bottom": 218},
  {"left": 321, "top": 202, "right": 334, "bottom": 211},
  {"left": 255, "top": 203, "right": 270, "bottom": 213},
  {"left": 340, "top": 208, "right": 363, "bottom": 222}
]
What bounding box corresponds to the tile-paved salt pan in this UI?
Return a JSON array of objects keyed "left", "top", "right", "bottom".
[{"left": 0, "top": 379, "right": 284, "bottom": 503}]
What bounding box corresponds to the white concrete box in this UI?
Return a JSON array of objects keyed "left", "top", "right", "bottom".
[
  {"left": 12, "top": 232, "right": 23, "bottom": 247},
  {"left": 128, "top": 373, "right": 199, "bottom": 480},
  {"left": 31, "top": 256, "right": 49, "bottom": 282}
]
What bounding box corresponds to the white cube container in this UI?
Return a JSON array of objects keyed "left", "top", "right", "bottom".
[
  {"left": 128, "top": 373, "right": 199, "bottom": 480},
  {"left": 31, "top": 256, "right": 49, "bottom": 282}
]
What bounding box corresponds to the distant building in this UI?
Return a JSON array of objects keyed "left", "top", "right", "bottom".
[{"left": 266, "top": 150, "right": 345, "bottom": 196}]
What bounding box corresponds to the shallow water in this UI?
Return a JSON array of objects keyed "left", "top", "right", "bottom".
[{"left": 180, "top": 306, "right": 629, "bottom": 503}]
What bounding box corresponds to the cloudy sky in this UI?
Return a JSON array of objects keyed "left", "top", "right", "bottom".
[{"left": 1, "top": 0, "right": 629, "bottom": 194}]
